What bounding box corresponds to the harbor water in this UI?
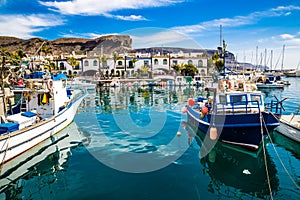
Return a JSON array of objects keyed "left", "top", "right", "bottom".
[{"left": 0, "top": 78, "right": 300, "bottom": 199}]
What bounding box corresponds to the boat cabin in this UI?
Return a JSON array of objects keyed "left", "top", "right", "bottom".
[{"left": 216, "top": 92, "right": 265, "bottom": 114}]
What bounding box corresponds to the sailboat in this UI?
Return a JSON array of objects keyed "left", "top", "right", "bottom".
[{"left": 284, "top": 60, "right": 300, "bottom": 77}]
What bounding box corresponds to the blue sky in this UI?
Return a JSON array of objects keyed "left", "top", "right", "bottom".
[{"left": 1, "top": 0, "right": 300, "bottom": 69}]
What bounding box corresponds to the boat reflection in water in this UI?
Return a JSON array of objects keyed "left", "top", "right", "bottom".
[
  {"left": 182, "top": 121, "right": 279, "bottom": 199},
  {"left": 271, "top": 130, "right": 300, "bottom": 160},
  {"left": 0, "top": 122, "right": 89, "bottom": 199}
]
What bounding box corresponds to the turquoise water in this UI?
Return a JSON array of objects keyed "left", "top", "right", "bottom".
[{"left": 0, "top": 78, "right": 300, "bottom": 199}]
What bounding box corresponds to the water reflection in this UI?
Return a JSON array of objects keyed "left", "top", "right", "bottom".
[
  {"left": 0, "top": 122, "right": 88, "bottom": 199},
  {"left": 88, "top": 85, "right": 206, "bottom": 114},
  {"left": 182, "top": 121, "right": 279, "bottom": 199}
]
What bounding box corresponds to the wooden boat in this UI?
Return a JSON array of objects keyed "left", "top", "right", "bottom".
[
  {"left": 184, "top": 80, "right": 280, "bottom": 151},
  {"left": 181, "top": 121, "right": 278, "bottom": 198},
  {"left": 0, "top": 73, "right": 87, "bottom": 164},
  {"left": 276, "top": 109, "right": 300, "bottom": 143}
]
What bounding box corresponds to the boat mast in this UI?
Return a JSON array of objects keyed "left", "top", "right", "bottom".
[
  {"left": 270, "top": 50, "right": 273, "bottom": 71},
  {"left": 281, "top": 44, "right": 285, "bottom": 71},
  {"left": 0, "top": 56, "right": 7, "bottom": 116}
]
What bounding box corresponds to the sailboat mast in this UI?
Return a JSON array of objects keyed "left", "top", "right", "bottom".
[
  {"left": 281, "top": 44, "right": 285, "bottom": 71},
  {"left": 270, "top": 50, "right": 273, "bottom": 71}
]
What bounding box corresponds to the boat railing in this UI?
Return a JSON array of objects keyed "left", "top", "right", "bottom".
[
  {"left": 265, "top": 100, "right": 282, "bottom": 115},
  {"left": 215, "top": 100, "right": 261, "bottom": 114}
]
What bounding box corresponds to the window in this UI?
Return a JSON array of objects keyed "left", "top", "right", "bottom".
[
  {"left": 230, "top": 95, "right": 247, "bottom": 105},
  {"left": 144, "top": 60, "right": 149, "bottom": 66},
  {"left": 188, "top": 60, "right": 193, "bottom": 65},
  {"left": 93, "top": 60, "right": 98, "bottom": 66},
  {"left": 219, "top": 95, "right": 226, "bottom": 104},
  {"left": 198, "top": 60, "right": 203, "bottom": 67},
  {"left": 154, "top": 59, "right": 158, "bottom": 65},
  {"left": 59, "top": 62, "right": 65, "bottom": 70},
  {"left": 173, "top": 60, "right": 178, "bottom": 65},
  {"left": 201, "top": 69, "right": 205, "bottom": 75},
  {"left": 84, "top": 60, "right": 89, "bottom": 66},
  {"left": 117, "top": 61, "right": 123, "bottom": 66},
  {"left": 163, "top": 59, "right": 168, "bottom": 65}
]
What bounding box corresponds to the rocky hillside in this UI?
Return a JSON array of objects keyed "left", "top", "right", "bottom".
[{"left": 0, "top": 35, "right": 132, "bottom": 56}]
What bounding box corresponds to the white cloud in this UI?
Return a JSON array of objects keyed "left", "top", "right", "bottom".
[
  {"left": 280, "top": 34, "right": 294, "bottom": 39},
  {"left": 39, "top": 0, "right": 185, "bottom": 19},
  {"left": 171, "top": 5, "right": 300, "bottom": 36},
  {"left": 0, "top": 14, "right": 64, "bottom": 38},
  {"left": 114, "top": 15, "right": 147, "bottom": 21}
]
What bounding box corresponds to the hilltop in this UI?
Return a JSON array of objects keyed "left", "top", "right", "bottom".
[{"left": 0, "top": 35, "right": 132, "bottom": 56}]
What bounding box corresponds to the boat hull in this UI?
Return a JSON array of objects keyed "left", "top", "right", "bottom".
[
  {"left": 0, "top": 92, "right": 86, "bottom": 164},
  {"left": 276, "top": 119, "right": 300, "bottom": 143},
  {"left": 187, "top": 106, "right": 279, "bottom": 150}
]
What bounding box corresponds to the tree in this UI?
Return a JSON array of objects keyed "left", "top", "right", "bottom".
[
  {"left": 99, "top": 54, "right": 107, "bottom": 78},
  {"left": 112, "top": 51, "right": 118, "bottom": 74},
  {"left": 211, "top": 53, "right": 224, "bottom": 72},
  {"left": 183, "top": 63, "right": 197, "bottom": 76},
  {"left": 141, "top": 65, "right": 150, "bottom": 76},
  {"left": 68, "top": 56, "right": 79, "bottom": 70}
]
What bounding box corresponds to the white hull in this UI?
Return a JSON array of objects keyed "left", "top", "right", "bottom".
[
  {"left": 276, "top": 115, "right": 300, "bottom": 143},
  {"left": 0, "top": 122, "right": 85, "bottom": 192},
  {"left": 0, "top": 93, "right": 86, "bottom": 164}
]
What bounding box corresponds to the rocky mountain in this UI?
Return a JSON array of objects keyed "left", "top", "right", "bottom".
[{"left": 0, "top": 35, "right": 132, "bottom": 56}]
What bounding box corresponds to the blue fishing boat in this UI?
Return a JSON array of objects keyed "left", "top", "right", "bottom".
[{"left": 184, "top": 83, "right": 280, "bottom": 150}]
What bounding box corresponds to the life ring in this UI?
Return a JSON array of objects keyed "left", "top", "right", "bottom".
[
  {"left": 47, "top": 79, "right": 54, "bottom": 91},
  {"left": 218, "top": 79, "right": 232, "bottom": 91}
]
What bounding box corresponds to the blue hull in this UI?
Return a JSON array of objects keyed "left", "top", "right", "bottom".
[{"left": 187, "top": 106, "right": 279, "bottom": 150}]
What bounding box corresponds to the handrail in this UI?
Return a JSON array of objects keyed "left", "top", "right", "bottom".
[{"left": 215, "top": 100, "right": 261, "bottom": 114}]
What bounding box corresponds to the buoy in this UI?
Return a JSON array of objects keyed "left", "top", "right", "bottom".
[
  {"left": 182, "top": 106, "right": 187, "bottom": 113},
  {"left": 201, "top": 106, "right": 208, "bottom": 114},
  {"left": 209, "top": 127, "right": 218, "bottom": 140},
  {"left": 188, "top": 98, "right": 195, "bottom": 107},
  {"left": 177, "top": 131, "right": 182, "bottom": 136}
]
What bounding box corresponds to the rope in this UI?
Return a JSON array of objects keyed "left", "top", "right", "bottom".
[
  {"left": 0, "top": 134, "right": 11, "bottom": 173},
  {"left": 262, "top": 112, "right": 300, "bottom": 191},
  {"left": 260, "top": 112, "right": 274, "bottom": 200}
]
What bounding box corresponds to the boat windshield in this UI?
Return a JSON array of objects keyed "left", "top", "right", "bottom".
[{"left": 229, "top": 94, "right": 247, "bottom": 105}]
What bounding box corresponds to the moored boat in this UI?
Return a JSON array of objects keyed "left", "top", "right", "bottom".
[
  {"left": 276, "top": 107, "right": 300, "bottom": 143},
  {"left": 0, "top": 73, "right": 87, "bottom": 164},
  {"left": 184, "top": 80, "right": 280, "bottom": 151}
]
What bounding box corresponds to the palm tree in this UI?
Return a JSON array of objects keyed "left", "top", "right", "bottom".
[
  {"left": 141, "top": 65, "right": 150, "bottom": 77},
  {"left": 99, "top": 54, "right": 107, "bottom": 78},
  {"left": 68, "top": 56, "right": 79, "bottom": 70},
  {"left": 112, "top": 51, "right": 118, "bottom": 75}
]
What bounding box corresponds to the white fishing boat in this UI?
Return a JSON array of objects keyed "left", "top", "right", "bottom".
[
  {"left": 0, "top": 122, "right": 87, "bottom": 193},
  {"left": 0, "top": 73, "right": 87, "bottom": 164},
  {"left": 276, "top": 107, "right": 300, "bottom": 143}
]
